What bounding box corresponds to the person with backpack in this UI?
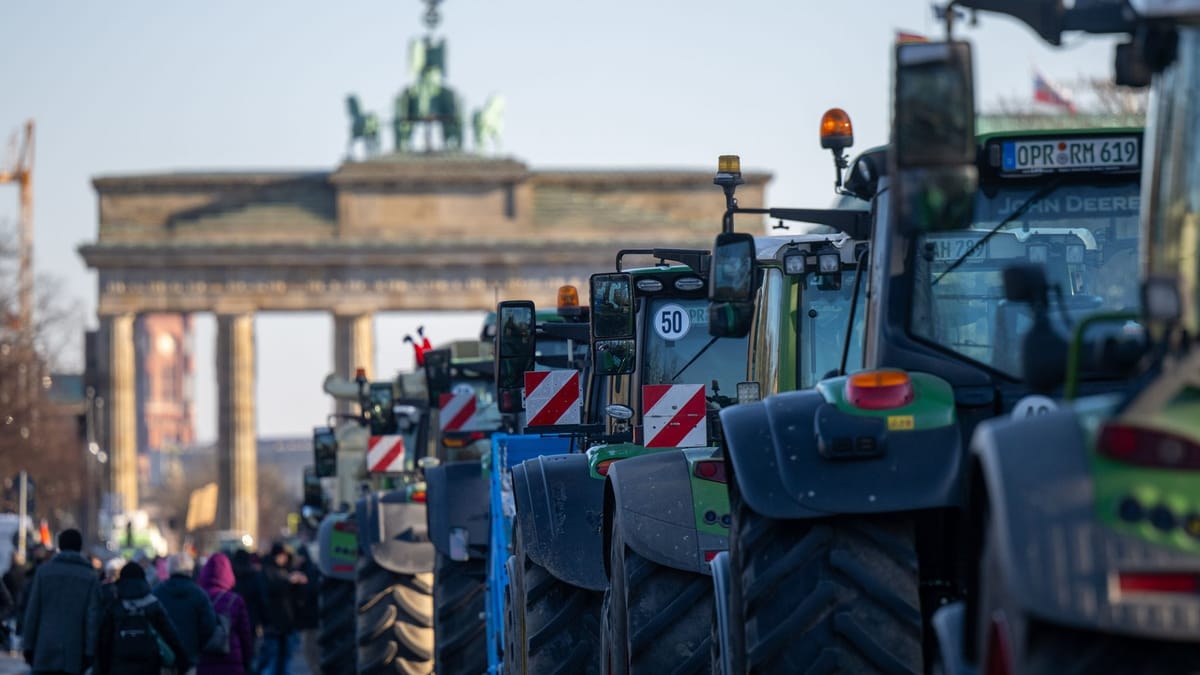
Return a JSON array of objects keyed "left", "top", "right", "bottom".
[
  {"left": 196, "top": 553, "right": 253, "bottom": 675},
  {"left": 153, "top": 554, "right": 217, "bottom": 672},
  {"left": 22, "top": 529, "right": 103, "bottom": 675},
  {"left": 96, "top": 561, "right": 190, "bottom": 675}
]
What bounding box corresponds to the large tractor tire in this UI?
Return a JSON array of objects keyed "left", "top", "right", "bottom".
[
  {"left": 522, "top": 550, "right": 602, "bottom": 674},
  {"left": 603, "top": 520, "right": 712, "bottom": 674},
  {"left": 433, "top": 552, "right": 487, "bottom": 674},
  {"left": 355, "top": 557, "right": 435, "bottom": 675},
  {"left": 737, "top": 503, "right": 922, "bottom": 674},
  {"left": 319, "top": 576, "right": 357, "bottom": 675}
]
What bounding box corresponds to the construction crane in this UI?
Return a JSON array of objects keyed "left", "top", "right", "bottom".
[{"left": 0, "top": 120, "right": 34, "bottom": 336}]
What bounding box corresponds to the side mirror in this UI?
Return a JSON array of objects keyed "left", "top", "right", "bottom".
[
  {"left": 1003, "top": 264, "right": 1049, "bottom": 306},
  {"left": 302, "top": 466, "right": 325, "bottom": 510},
  {"left": 366, "top": 382, "right": 396, "bottom": 435},
  {"left": 495, "top": 300, "right": 536, "bottom": 413},
  {"left": 594, "top": 338, "right": 636, "bottom": 376},
  {"left": 709, "top": 232, "right": 756, "bottom": 338},
  {"left": 709, "top": 232, "right": 756, "bottom": 303},
  {"left": 590, "top": 273, "right": 635, "bottom": 340},
  {"left": 893, "top": 41, "right": 978, "bottom": 234},
  {"left": 312, "top": 426, "right": 338, "bottom": 478},
  {"left": 423, "top": 348, "right": 452, "bottom": 407},
  {"left": 1003, "top": 264, "right": 1066, "bottom": 392}
]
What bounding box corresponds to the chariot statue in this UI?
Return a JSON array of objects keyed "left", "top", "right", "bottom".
[{"left": 394, "top": 35, "right": 464, "bottom": 151}]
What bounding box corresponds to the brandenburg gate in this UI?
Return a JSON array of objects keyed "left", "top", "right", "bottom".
[{"left": 80, "top": 154, "right": 769, "bottom": 539}]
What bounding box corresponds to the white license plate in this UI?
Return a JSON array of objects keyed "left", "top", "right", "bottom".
[
  {"left": 931, "top": 237, "right": 986, "bottom": 262},
  {"left": 1002, "top": 137, "right": 1139, "bottom": 172}
]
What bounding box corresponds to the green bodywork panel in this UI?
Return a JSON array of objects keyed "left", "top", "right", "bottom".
[
  {"left": 586, "top": 442, "right": 669, "bottom": 479},
  {"left": 328, "top": 522, "right": 360, "bottom": 573},
  {"left": 816, "top": 371, "right": 957, "bottom": 431},
  {"left": 685, "top": 446, "right": 731, "bottom": 536},
  {"left": 1085, "top": 390, "right": 1200, "bottom": 554}
]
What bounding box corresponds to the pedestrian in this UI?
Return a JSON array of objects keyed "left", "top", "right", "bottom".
[
  {"left": 21, "top": 528, "right": 103, "bottom": 675},
  {"left": 153, "top": 553, "right": 217, "bottom": 671},
  {"left": 290, "top": 546, "right": 320, "bottom": 675},
  {"left": 197, "top": 553, "right": 254, "bottom": 675},
  {"left": 229, "top": 549, "right": 267, "bottom": 665},
  {"left": 3, "top": 551, "right": 29, "bottom": 649},
  {"left": 95, "top": 562, "right": 190, "bottom": 675},
  {"left": 258, "top": 543, "right": 305, "bottom": 675}
]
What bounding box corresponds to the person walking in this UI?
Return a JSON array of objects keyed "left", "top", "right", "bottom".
[
  {"left": 258, "top": 543, "right": 305, "bottom": 675},
  {"left": 153, "top": 553, "right": 217, "bottom": 672},
  {"left": 22, "top": 529, "right": 103, "bottom": 675},
  {"left": 95, "top": 562, "right": 190, "bottom": 675},
  {"left": 197, "top": 553, "right": 254, "bottom": 675},
  {"left": 230, "top": 550, "right": 267, "bottom": 641},
  {"left": 290, "top": 547, "right": 319, "bottom": 675}
]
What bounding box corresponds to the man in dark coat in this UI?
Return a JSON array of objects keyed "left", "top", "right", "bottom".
[
  {"left": 152, "top": 553, "right": 217, "bottom": 666},
  {"left": 22, "top": 529, "right": 104, "bottom": 675},
  {"left": 230, "top": 550, "right": 267, "bottom": 637},
  {"left": 96, "top": 561, "right": 190, "bottom": 675},
  {"left": 258, "top": 543, "right": 305, "bottom": 675}
]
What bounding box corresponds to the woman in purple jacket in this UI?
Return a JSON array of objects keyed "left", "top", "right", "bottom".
[{"left": 197, "top": 553, "right": 255, "bottom": 675}]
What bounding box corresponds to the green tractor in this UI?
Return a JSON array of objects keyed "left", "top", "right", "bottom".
[
  {"left": 911, "top": 2, "right": 1200, "bottom": 673},
  {"left": 596, "top": 222, "right": 870, "bottom": 675},
  {"left": 709, "top": 45, "right": 1150, "bottom": 673},
  {"left": 314, "top": 366, "right": 437, "bottom": 675}
]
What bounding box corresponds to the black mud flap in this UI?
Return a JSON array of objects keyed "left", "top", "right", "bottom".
[
  {"left": 356, "top": 492, "right": 434, "bottom": 575},
  {"left": 511, "top": 453, "right": 607, "bottom": 592},
  {"left": 606, "top": 451, "right": 720, "bottom": 576},
  {"left": 425, "top": 460, "right": 489, "bottom": 561}
]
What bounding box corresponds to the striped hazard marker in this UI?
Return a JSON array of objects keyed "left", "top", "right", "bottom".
[
  {"left": 367, "top": 435, "right": 406, "bottom": 474},
  {"left": 439, "top": 392, "right": 477, "bottom": 432},
  {"left": 643, "top": 384, "right": 708, "bottom": 448},
  {"left": 524, "top": 370, "right": 581, "bottom": 427}
]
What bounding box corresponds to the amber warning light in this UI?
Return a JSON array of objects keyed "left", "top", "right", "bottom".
[
  {"left": 820, "top": 108, "right": 854, "bottom": 151},
  {"left": 845, "top": 370, "right": 914, "bottom": 410}
]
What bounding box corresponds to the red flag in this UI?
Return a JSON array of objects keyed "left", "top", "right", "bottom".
[{"left": 1033, "top": 71, "right": 1077, "bottom": 114}]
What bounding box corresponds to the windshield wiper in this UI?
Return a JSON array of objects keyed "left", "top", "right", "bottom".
[
  {"left": 671, "top": 335, "right": 720, "bottom": 381},
  {"left": 932, "top": 179, "right": 1063, "bottom": 287}
]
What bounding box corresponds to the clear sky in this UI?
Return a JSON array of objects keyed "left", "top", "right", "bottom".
[{"left": 0, "top": 1, "right": 1122, "bottom": 442}]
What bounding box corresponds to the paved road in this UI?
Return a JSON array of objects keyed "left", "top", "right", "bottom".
[{"left": 0, "top": 646, "right": 313, "bottom": 675}]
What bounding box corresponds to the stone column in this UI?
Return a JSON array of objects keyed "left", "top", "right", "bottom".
[
  {"left": 103, "top": 313, "right": 138, "bottom": 516},
  {"left": 216, "top": 313, "right": 257, "bottom": 541},
  {"left": 333, "top": 312, "right": 374, "bottom": 414}
]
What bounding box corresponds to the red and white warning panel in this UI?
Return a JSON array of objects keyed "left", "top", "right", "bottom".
[
  {"left": 643, "top": 384, "right": 708, "bottom": 448},
  {"left": 367, "top": 435, "right": 406, "bottom": 474},
  {"left": 439, "top": 392, "right": 477, "bottom": 432},
  {"left": 524, "top": 370, "right": 581, "bottom": 427}
]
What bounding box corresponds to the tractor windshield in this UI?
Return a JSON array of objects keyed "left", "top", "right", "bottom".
[
  {"left": 1144, "top": 26, "right": 1200, "bottom": 333},
  {"left": 798, "top": 271, "right": 865, "bottom": 387},
  {"left": 641, "top": 297, "right": 746, "bottom": 404},
  {"left": 911, "top": 177, "right": 1141, "bottom": 379}
]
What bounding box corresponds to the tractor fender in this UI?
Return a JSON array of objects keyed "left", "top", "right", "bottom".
[
  {"left": 355, "top": 491, "right": 434, "bottom": 575},
  {"left": 931, "top": 602, "right": 976, "bottom": 675},
  {"left": 511, "top": 453, "right": 607, "bottom": 592},
  {"left": 603, "top": 450, "right": 721, "bottom": 576},
  {"left": 425, "top": 460, "right": 489, "bottom": 561},
  {"left": 720, "top": 388, "right": 964, "bottom": 520},
  {"left": 316, "top": 512, "right": 358, "bottom": 581},
  {"left": 972, "top": 408, "right": 1200, "bottom": 641}
]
